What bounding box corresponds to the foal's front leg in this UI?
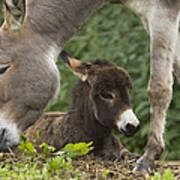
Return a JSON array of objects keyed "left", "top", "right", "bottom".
[{"left": 134, "top": 7, "right": 180, "bottom": 171}]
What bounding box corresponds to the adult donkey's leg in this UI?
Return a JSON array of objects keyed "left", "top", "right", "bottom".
[
  {"left": 134, "top": 5, "right": 180, "bottom": 171},
  {"left": 174, "top": 31, "right": 180, "bottom": 83}
]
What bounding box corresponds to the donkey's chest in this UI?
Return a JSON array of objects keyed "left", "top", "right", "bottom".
[
  {"left": 44, "top": 45, "right": 61, "bottom": 101},
  {"left": 46, "top": 45, "right": 61, "bottom": 72}
]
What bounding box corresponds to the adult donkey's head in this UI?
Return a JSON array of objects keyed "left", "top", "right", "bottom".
[{"left": 0, "top": 0, "right": 60, "bottom": 151}]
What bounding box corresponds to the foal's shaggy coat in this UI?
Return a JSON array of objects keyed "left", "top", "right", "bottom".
[{"left": 25, "top": 54, "right": 140, "bottom": 160}]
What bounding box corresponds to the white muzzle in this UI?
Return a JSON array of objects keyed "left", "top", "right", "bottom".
[{"left": 116, "top": 109, "right": 140, "bottom": 137}]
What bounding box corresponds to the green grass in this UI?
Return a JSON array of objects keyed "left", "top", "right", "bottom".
[
  {"left": 148, "top": 169, "right": 175, "bottom": 180},
  {"left": 0, "top": 136, "right": 94, "bottom": 180},
  {"left": 0, "top": 137, "right": 176, "bottom": 180}
]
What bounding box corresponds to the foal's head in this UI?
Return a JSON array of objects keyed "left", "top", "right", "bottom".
[{"left": 60, "top": 51, "right": 140, "bottom": 137}]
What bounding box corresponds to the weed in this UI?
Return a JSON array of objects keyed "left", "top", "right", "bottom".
[
  {"left": 0, "top": 136, "right": 93, "bottom": 180},
  {"left": 146, "top": 169, "right": 175, "bottom": 180}
]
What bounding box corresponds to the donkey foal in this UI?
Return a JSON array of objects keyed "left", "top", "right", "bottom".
[{"left": 25, "top": 51, "right": 140, "bottom": 160}]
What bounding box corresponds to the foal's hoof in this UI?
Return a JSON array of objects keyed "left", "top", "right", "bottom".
[
  {"left": 133, "top": 156, "right": 155, "bottom": 172},
  {"left": 120, "top": 148, "right": 140, "bottom": 161}
]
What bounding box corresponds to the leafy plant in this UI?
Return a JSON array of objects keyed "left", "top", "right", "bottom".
[
  {"left": 148, "top": 169, "right": 174, "bottom": 180},
  {"left": 0, "top": 138, "right": 95, "bottom": 179},
  {"left": 18, "top": 134, "right": 37, "bottom": 157},
  {"left": 62, "top": 141, "right": 94, "bottom": 158},
  {"left": 40, "top": 142, "right": 56, "bottom": 157}
]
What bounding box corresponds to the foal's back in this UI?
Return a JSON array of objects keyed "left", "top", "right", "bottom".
[{"left": 25, "top": 112, "right": 67, "bottom": 149}]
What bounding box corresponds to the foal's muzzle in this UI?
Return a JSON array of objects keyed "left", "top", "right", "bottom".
[
  {"left": 116, "top": 109, "right": 140, "bottom": 137},
  {"left": 121, "top": 123, "right": 140, "bottom": 137}
]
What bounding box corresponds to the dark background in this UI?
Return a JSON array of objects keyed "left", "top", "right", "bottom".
[{"left": 1, "top": 3, "right": 179, "bottom": 160}]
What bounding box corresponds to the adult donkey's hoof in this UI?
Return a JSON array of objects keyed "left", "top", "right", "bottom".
[{"left": 133, "top": 156, "right": 155, "bottom": 172}]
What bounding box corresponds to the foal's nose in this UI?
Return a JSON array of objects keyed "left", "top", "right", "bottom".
[
  {"left": 125, "top": 123, "right": 140, "bottom": 137},
  {"left": 116, "top": 109, "right": 140, "bottom": 137}
]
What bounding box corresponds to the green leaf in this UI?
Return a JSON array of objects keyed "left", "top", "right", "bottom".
[{"left": 62, "top": 142, "right": 94, "bottom": 158}]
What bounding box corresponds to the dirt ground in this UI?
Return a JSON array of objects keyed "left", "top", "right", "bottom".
[
  {"left": 72, "top": 155, "right": 180, "bottom": 180},
  {"left": 1, "top": 152, "right": 180, "bottom": 180}
]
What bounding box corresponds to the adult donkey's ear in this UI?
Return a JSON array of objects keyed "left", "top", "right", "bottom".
[{"left": 2, "top": 0, "right": 26, "bottom": 31}]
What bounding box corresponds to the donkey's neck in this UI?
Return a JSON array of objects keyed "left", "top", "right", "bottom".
[
  {"left": 72, "top": 106, "right": 111, "bottom": 151},
  {"left": 27, "top": 0, "right": 106, "bottom": 47}
]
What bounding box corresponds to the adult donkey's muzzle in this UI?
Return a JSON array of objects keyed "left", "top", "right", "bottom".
[{"left": 0, "top": 124, "right": 20, "bottom": 151}]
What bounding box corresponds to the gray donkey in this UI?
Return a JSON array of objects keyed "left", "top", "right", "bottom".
[
  {"left": 0, "top": 0, "right": 60, "bottom": 152},
  {"left": 2, "top": 0, "right": 180, "bottom": 171}
]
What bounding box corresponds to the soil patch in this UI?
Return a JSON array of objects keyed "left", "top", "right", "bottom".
[{"left": 72, "top": 155, "right": 180, "bottom": 180}]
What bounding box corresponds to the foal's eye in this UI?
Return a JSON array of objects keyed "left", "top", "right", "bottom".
[
  {"left": 100, "top": 93, "right": 114, "bottom": 100},
  {"left": 0, "top": 65, "right": 10, "bottom": 75}
]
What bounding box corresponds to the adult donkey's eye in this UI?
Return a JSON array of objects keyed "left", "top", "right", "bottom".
[{"left": 0, "top": 65, "right": 10, "bottom": 74}]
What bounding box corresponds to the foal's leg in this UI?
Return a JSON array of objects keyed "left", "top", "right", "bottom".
[{"left": 134, "top": 7, "right": 180, "bottom": 171}]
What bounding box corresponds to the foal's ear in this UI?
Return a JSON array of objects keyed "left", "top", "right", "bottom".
[
  {"left": 60, "top": 50, "right": 91, "bottom": 82},
  {"left": 2, "top": 0, "right": 26, "bottom": 31}
]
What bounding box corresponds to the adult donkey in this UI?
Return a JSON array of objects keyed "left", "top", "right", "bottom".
[{"left": 2, "top": 0, "right": 180, "bottom": 171}]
